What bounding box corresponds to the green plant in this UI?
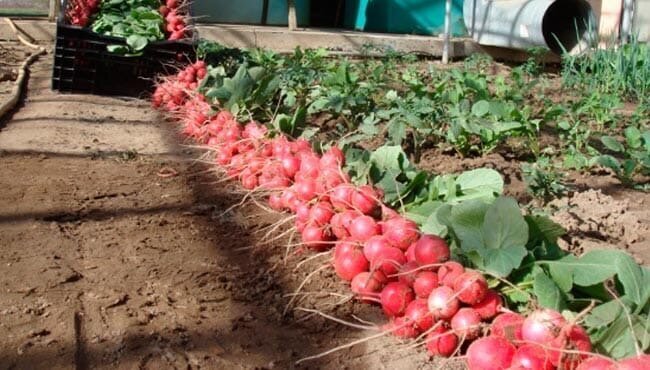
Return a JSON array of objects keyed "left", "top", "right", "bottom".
[
  {"left": 597, "top": 127, "right": 650, "bottom": 188},
  {"left": 521, "top": 157, "right": 568, "bottom": 203}
]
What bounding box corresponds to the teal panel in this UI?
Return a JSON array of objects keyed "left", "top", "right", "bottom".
[
  {"left": 190, "top": 0, "right": 310, "bottom": 26},
  {"left": 267, "top": 0, "right": 310, "bottom": 26},
  {"left": 344, "top": 0, "right": 466, "bottom": 36}
]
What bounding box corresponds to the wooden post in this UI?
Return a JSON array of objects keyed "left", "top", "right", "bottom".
[
  {"left": 49, "top": 0, "right": 59, "bottom": 22},
  {"left": 288, "top": 0, "right": 297, "bottom": 30}
]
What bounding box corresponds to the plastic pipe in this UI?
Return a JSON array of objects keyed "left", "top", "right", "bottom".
[{"left": 464, "top": 0, "right": 596, "bottom": 54}]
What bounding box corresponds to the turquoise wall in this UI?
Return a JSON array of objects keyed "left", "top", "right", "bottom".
[
  {"left": 344, "top": 0, "right": 466, "bottom": 36},
  {"left": 191, "top": 0, "right": 310, "bottom": 26}
]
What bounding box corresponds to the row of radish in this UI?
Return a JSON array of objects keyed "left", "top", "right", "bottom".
[{"left": 151, "top": 62, "right": 649, "bottom": 370}]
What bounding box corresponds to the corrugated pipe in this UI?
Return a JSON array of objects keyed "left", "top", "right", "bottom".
[{"left": 464, "top": 0, "right": 596, "bottom": 54}]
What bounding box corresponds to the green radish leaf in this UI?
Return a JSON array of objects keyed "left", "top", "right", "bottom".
[
  {"left": 533, "top": 270, "right": 565, "bottom": 310},
  {"left": 454, "top": 168, "right": 504, "bottom": 201},
  {"left": 471, "top": 100, "right": 490, "bottom": 117},
  {"left": 584, "top": 300, "right": 622, "bottom": 328},
  {"left": 624, "top": 127, "right": 642, "bottom": 149},
  {"left": 559, "top": 250, "right": 619, "bottom": 287},
  {"left": 448, "top": 199, "right": 490, "bottom": 254},
  {"left": 483, "top": 245, "right": 528, "bottom": 277},
  {"left": 615, "top": 252, "right": 645, "bottom": 306},
  {"left": 289, "top": 105, "right": 307, "bottom": 136},
  {"left": 482, "top": 197, "right": 528, "bottom": 252},
  {"left": 388, "top": 120, "right": 407, "bottom": 145},
  {"left": 601, "top": 136, "right": 625, "bottom": 152},
  {"left": 273, "top": 114, "right": 292, "bottom": 135}
]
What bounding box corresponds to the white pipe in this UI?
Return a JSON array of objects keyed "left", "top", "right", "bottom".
[{"left": 442, "top": 0, "right": 452, "bottom": 64}]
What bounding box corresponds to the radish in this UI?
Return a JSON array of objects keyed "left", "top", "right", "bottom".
[
  {"left": 550, "top": 324, "right": 592, "bottom": 369},
  {"left": 510, "top": 344, "right": 554, "bottom": 370},
  {"left": 380, "top": 282, "right": 414, "bottom": 317},
  {"left": 334, "top": 247, "right": 369, "bottom": 281},
  {"left": 413, "top": 271, "right": 439, "bottom": 299},
  {"left": 521, "top": 309, "right": 567, "bottom": 345},
  {"left": 450, "top": 307, "right": 481, "bottom": 340},
  {"left": 404, "top": 299, "right": 434, "bottom": 331},
  {"left": 472, "top": 289, "right": 503, "bottom": 320},
  {"left": 351, "top": 270, "right": 386, "bottom": 301},
  {"left": 301, "top": 224, "right": 332, "bottom": 251},
  {"left": 333, "top": 240, "right": 358, "bottom": 260},
  {"left": 351, "top": 185, "right": 380, "bottom": 215},
  {"left": 575, "top": 357, "right": 615, "bottom": 370},
  {"left": 268, "top": 193, "right": 282, "bottom": 212},
  {"left": 370, "top": 246, "right": 406, "bottom": 276},
  {"left": 280, "top": 154, "right": 301, "bottom": 178},
  {"left": 405, "top": 242, "right": 417, "bottom": 263},
  {"left": 298, "top": 153, "right": 321, "bottom": 179},
  {"left": 491, "top": 312, "right": 525, "bottom": 342},
  {"left": 295, "top": 202, "right": 311, "bottom": 223},
  {"left": 414, "top": 235, "right": 450, "bottom": 266},
  {"left": 387, "top": 316, "right": 419, "bottom": 339},
  {"left": 612, "top": 355, "right": 650, "bottom": 369},
  {"left": 397, "top": 261, "right": 420, "bottom": 287},
  {"left": 427, "top": 286, "right": 460, "bottom": 320},
  {"left": 453, "top": 271, "right": 488, "bottom": 305},
  {"left": 466, "top": 336, "right": 516, "bottom": 370},
  {"left": 381, "top": 217, "right": 420, "bottom": 250},
  {"left": 320, "top": 146, "right": 345, "bottom": 168},
  {"left": 331, "top": 210, "right": 358, "bottom": 239},
  {"left": 426, "top": 325, "right": 458, "bottom": 357},
  {"left": 330, "top": 184, "right": 354, "bottom": 210},
  {"left": 363, "top": 235, "right": 392, "bottom": 262},
  {"left": 308, "top": 201, "right": 334, "bottom": 226},
  {"left": 294, "top": 179, "right": 317, "bottom": 201},
  {"left": 348, "top": 215, "right": 381, "bottom": 242}
]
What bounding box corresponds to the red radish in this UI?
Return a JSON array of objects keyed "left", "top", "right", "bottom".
[
  {"left": 612, "top": 355, "right": 650, "bottom": 370},
  {"left": 166, "top": 0, "right": 178, "bottom": 8},
  {"left": 241, "top": 173, "right": 258, "bottom": 189},
  {"left": 308, "top": 201, "right": 334, "bottom": 226},
  {"left": 334, "top": 247, "right": 369, "bottom": 281},
  {"left": 301, "top": 224, "right": 332, "bottom": 251},
  {"left": 351, "top": 270, "right": 386, "bottom": 301},
  {"left": 331, "top": 211, "right": 357, "bottom": 239},
  {"left": 413, "top": 271, "right": 439, "bottom": 299},
  {"left": 330, "top": 184, "right": 354, "bottom": 210},
  {"left": 427, "top": 286, "right": 460, "bottom": 320},
  {"left": 280, "top": 154, "right": 301, "bottom": 178},
  {"left": 298, "top": 153, "right": 321, "bottom": 179},
  {"left": 550, "top": 324, "right": 592, "bottom": 369},
  {"left": 381, "top": 217, "right": 420, "bottom": 250},
  {"left": 466, "top": 336, "right": 516, "bottom": 370},
  {"left": 414, "top": 234, "right": 450, "bottom": 266},
  {"left": 472, "top": 289, "right": 503, "bottom": 320},
  {"left": 348, "top": 215, "right": 381, "bottom": 242},
  {"left": 521, "top": 309, "right": 567, "bottom": 345},
  {"left": 159, "top": 5, "right": 170, "bottom": 16},
  {"left": 404, "top": 299, "right": 434, "bottom": 331},
  {"left": 380, "top": 282, "right": 414, "bottom": 317},
  {"left": 510, "top": 344, "right": 554, "bottom": 370},
  {"left": 295, "top": 203, "right": 311, "bottom": 223},
  {"left": 370, "top": 246, "right": 406, "bottom": 276},
  {"left": 351, "top": 185, "right": 379, "bottom": 215},
  {"left": 453, "top": 270, "right": 488, "bottom": 305},
  {"left": 363, "top": 235, "right": 392, "bottom": 262},
  {"left": 426, "top": 325, "right": 458, "bottom": 357},
  {"left": 575, "top": 357, "right": 615, "bottom": 370},
  {"left": 397, "top": 261, "right": 420, "bottom": 287},
  {"left": 405, "top": 242, "right": 417, "bottom": 262},
  {"left": 491, "top": 312, "right": 525, "bottom": 342},
  {"left": 450, "top": 307, "right": 481, "bottom": 340},
  {"left": 320, "top": 146, "right": 345, "bottom": 168},
  {"left": 380, "top": 204, "right": 399, "bottom": 220},
  {"left": 387, "top": 316, "right": 419, "bottom": 339},
  {"left": 294, "top": 179, "right": 317, "bottom": 201},
  {"left": 320, "top": 167, "right": 349, "bottom": 190},
  {"left": 333, "top": 240, "right": 358, "bottom": 260}
]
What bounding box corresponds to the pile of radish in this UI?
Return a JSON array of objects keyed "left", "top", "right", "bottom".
[
  {"left": 160, "top": 0, "right": 191, "bottom": 41},
  {"left": 66, "top": 0, "right": 100, "bottom": 27},
  {"left": 151, "top": 63, "right": 649, "bottom": 370}
]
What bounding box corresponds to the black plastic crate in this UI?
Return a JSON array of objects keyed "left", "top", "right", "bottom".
[{"left": 52, "top": 1, "right": 197, "bottom": 97}]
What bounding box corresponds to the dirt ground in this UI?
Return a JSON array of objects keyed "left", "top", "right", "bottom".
[
  {"left": 0, "top": 43, "right": 458, "bottom": 370},
  {"left": 0, "top": 42, "right": 647, "bottom": 370}
]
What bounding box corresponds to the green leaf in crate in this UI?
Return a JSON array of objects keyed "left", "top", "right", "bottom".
[
  {"left": 600, "top": 136, "right": 625, "bottom": 152},
  {"left": 533, "top": 270, "right": 565, "bottom": 310}
]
